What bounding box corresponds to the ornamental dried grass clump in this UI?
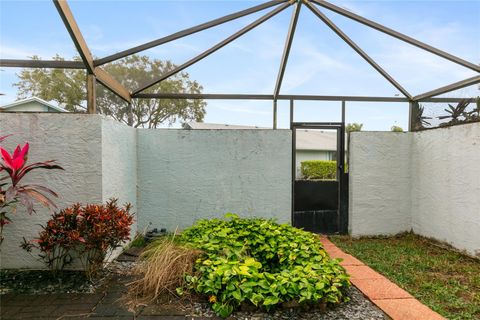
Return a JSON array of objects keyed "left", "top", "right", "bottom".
[{"left": 125, "top": 236, "right": 202, "bottom": 308}]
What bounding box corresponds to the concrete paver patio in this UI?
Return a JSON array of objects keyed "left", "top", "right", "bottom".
[{"left": 0, "top": 279, "right": 220, "bottom": 320}]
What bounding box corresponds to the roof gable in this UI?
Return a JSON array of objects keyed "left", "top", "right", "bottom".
[{"left": 1, "top": 97, "right": 68, "bottom": 112}]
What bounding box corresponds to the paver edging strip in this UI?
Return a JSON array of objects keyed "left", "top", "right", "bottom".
[{"left": 320, "top": 236, "right": 446, "bottom": 320}]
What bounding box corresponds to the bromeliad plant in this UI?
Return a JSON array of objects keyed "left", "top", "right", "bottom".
[
  {"left": 411, "top": 102, "right": 432, "bottom": 131},
  {"left": 0, "top": 135, "right": 63, "bottom": 244}
]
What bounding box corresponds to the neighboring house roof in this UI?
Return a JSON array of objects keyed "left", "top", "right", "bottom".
[
  {"left": 184, "top": 122, "right": 337, "bottom": 151},
  {"left": 184, "top": 122, "right": 265, "bottom": 130},
  {"left": 295, "top": 129, "right": 337, "bottom": 151},
  {"left": 0, "top": 97, "right": 68, "bottom": 112}
]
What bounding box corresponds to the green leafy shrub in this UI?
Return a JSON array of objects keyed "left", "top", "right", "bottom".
[
  {"left": 301, "top": 160, "right": 337, "bottom": 180},
  {"left": 391, "top": 125, "right": 404, "bottom": 132},
  {"left": 177, "top": 214, "right": 350, "bottom": 317}
]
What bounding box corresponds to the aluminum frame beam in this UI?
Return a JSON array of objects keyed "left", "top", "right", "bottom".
[
  {"left": 134, "top": 93, "right": 474, "bottom": 103},
  {"left": 0, "top": 59, "right": 85, "bottom": 69},
  {"left": 413, "top": 75, "right": 480, "bottom": 101},
  {"left": 2, "top": 1, "right": 476, "bottom": 110},
  {"left": 95, "top": 0, "right": 287, "bottom": 66},
  {"left": 273, "top": 100, "right": 278, "bottom": 129},
  {"left": 274, "top": 1, "right": 301, "bottom": 100},
  {"left": 310, "top": 0, "right": 480, "bottom": 73},
  {"left": 305, "top": 2, "right": 412, "bottom": 99},
  {"left": 94, "top": 67, "right": 132, "bottom": 103},
  {"left": 87, "top": 74, "right": 96, "bottom": 114},
  {"left": 53, "top": 0, "right": 131, "bottom": 103},
  {"left": 132, "top": 2, "right": 291, "bottom": 95},
  {"left": 53, "top": 0, "right": 95, "bottom": 73}
]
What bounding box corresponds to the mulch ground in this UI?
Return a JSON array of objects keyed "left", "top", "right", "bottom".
[{"left": 0, "top": 248, "right": 387, "bottom": 320}]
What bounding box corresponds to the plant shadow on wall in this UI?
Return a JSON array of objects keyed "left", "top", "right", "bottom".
[
  {"left": 126, "top": 214, "right": 350, "bottom": 318},
  {"left": 0, "top": 134, "right": 63, "bottom": 245}
]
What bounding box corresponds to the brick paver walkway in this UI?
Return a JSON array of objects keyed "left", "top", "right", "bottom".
[{"left": 320, "top": 236, "right": 445, "bottom": 320}]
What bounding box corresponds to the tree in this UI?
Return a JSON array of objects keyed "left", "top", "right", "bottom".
[
  {"left": 346, "top": 123, "right": 363, "bottom": 133},
  {"left": 14, "top": 55, "right": 206, "bottom": 128},
  {"left": 391, "top": 125, "right": 403, "bottom": 132}
]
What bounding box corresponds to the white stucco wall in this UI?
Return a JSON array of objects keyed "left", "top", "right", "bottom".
[
  {"left": 349, "top": 123, "right": 480, "bottom": 257},
  {"left": 349, "top": 132, "right": 412, "bottom": 236},
  {"left": 1, "top": 114, "right": 292, "bottom": 268},
  {"left": 2, "top": 111, "right": 477, "bottom": 265},
  {"left": 137, "top": 129, "right": 292, "bottom": 231},
  {"left": 411, "top": 124, "right": 480, "bottom": 257},
  {"left": 0, "top": 114, "right": 103, "bottom": 269}
]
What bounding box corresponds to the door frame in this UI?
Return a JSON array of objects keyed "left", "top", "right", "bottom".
[{"left": 291, "top": 121, "right": 348, "bottom": 234}]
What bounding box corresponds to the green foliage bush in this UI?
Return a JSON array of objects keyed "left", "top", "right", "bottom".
[
  {"left": 301, "top": 160, "right": 337, "bottom": 180},
  {"left": 177, "top": 214, "right": 350, "bottom": 317},
  {"left": 391, "top": 125, "right": 404, "bottom": 132}
]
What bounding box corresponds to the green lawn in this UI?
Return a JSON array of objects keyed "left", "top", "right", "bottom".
[{"left": 329, "top": 233, "right": 480, "bottom": 320}]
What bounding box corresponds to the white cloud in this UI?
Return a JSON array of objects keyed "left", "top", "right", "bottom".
[
  {"left": 82, "top": 24, "right": 104, "bottom": 43},
  {"left": 0, "top": 45, "right": 35, "bottom": 59},
  {"left": 0, "top": 42, "right": 76, "bottom": 59},
  {"left": 147, "top": 41, "right": 204, "bottom": 57},
  {"left": 329, "top": 0, "right": 369, "bottom": 17},
  {"left": 0, "top": 44, "right": 55, "bottom": 59},
  {"left": 280, "top": 36, "right": 350, "bottom": 93},
  {"left": 370, "top": 36, "right": 478, "bottom": 95}
]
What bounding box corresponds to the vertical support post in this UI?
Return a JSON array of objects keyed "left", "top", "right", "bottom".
[
  {"left": 289, "top": 99, "right": 294, "bottom": 129},
  {"left": 86, "top": 74, "right": 96, "bottom": 114},
  {"left": 291, "top": 122, "right": 296, "bottom": 227},
  {"left": 290, "top": 99, "right": 295, "bottom": 226},
  {"left": 342, "top": 100, "right": 344, "bottom": 168},
  {"left": 408, "top": 101, "right": 414, "bottom": 132},
  {"left": 273, "top": 100, "right": 278, "bottom": 129},
  {"left": 342, "top": 100, "right": 346, "bottom": 169},
  {"left": 126, "top": 103, "right": 134, "bottom": 127},
  {"left": 338, "top": 100, "right": 348, "bottom": 234},
  {"left": 339, "top": 101, "right": 346, "bottom": 177}
]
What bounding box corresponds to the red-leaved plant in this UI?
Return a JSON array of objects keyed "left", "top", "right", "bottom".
[
  {"left": 23, "top": 199, "right": 134, "bottom": 277},
  {"left": 0, "top": 134, "right": 63, "bottom": 244}
]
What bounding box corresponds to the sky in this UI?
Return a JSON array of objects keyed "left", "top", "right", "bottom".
[{"left": 0, "top": 0, "right": 479, "bottom": 130}]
